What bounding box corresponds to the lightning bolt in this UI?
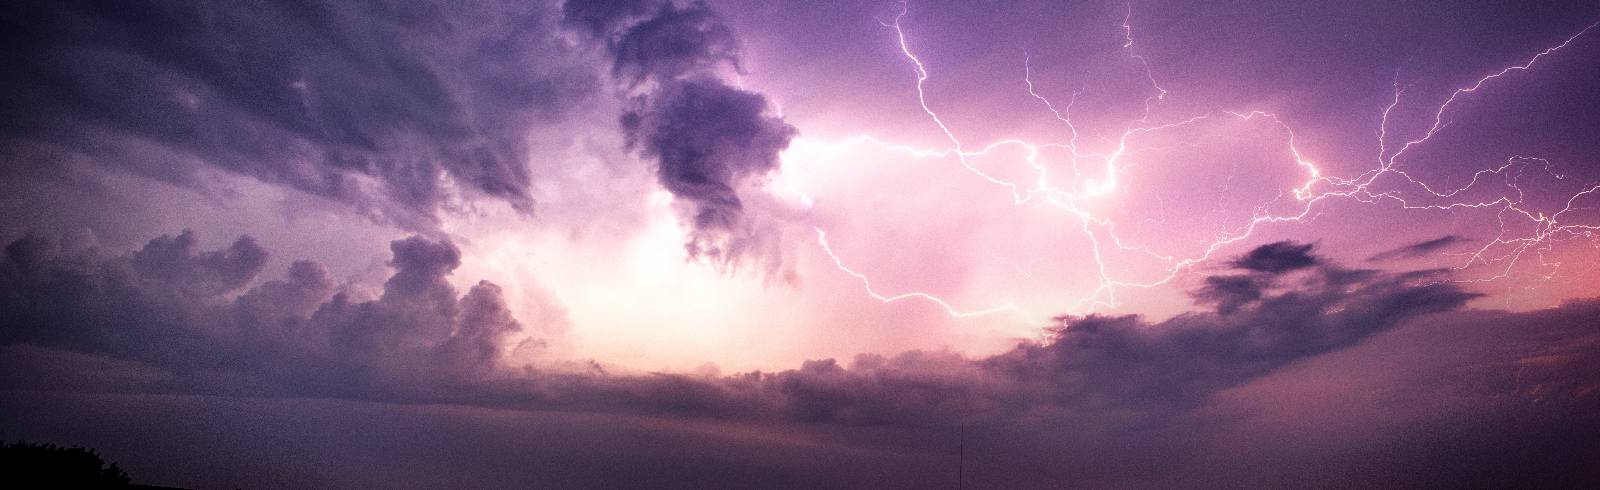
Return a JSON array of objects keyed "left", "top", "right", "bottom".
[
  {"left": 795, "top": 1, "right": 1600, "bottom": 319},
  {"left": 814, "top": 227, "right": 1022, "bottom": 318},
  {"left": 1120, "top": 1, "right": 1168, "bottom": 121}
]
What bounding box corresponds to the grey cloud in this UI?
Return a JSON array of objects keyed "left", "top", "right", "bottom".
[
  {"left": 999, "top": 262, "right": 1479, "bottom": 408},
  {"left": 608, "top": 4, "right": 742, "bottom": 87},
  {"left": 1369, "top": 234, "right": 1469, "bottom": 261},
  {"left": 434, "top": 281, "right": 525, "bottom": 379},
  {"left": 563, "top": 0, "right": 740, "bottom": 86},
  {"left": 296, "top": 236, "right": 532, "bottom": 391},
  {"left": 0, "top": 0, "right": 595, "bottom": 227},
  {"left": 564, "top": 0, "right": 796, "bottom": 265},
  {"left": 1228, "top": 240, "right": 1318, "bottom": 274},
  {"left": 1191, "top": 274, "right": 1262, "bottom": 315},
  {"left": 472, "top": 244, "right": 1472, "bottom": 423},
  {"left": 561, "top": 0, "right": 656, "bottom": 37},
  {"left": 627, "top": 241, "right": 1476, "bottom": 421},
  {"left": 8, "top": 299, "right": 1600, "bottom": 488},
  {"left": 0, "top": 238, "right": 1590, "bottom": 485},
  {"left": 623, "top": 78, "right": 797, "bottom": 261},
  {"left": 2, "top": 234, "right": 58, "bottom": 274},
  {"left": 0, "top": 231, "right": 264, "bottom": 370},
  {"left": 0, "top": 238, "right": 1483, "bottom": 426},
  {"left": 0, "top": 231, "right": 542, "bottom": 398},
  {"left": 232, "top": 259, "right": 336, "bottom": 347},
  {"left": 131, "top": 231, "right": 268, "bottom": 296}
]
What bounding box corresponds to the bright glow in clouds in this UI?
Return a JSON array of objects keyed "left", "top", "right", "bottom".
[
  {"left": 440, "top": 1, "right": 1600, "bottom": 372},
  {"left": 776, "top": 3, "right": 1600, "bottom": 327},
  {"left": 9, "top": 2, "right": 1600, "bottom": 486}
]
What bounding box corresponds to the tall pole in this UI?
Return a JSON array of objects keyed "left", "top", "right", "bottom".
[{"left": 958, "top": 422, "right": 964, "bottom": 490}]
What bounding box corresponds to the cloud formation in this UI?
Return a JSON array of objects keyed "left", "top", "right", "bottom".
[
  {"left": 1369, "top": 235, "right": 1469, "bottom": 261},
  {"left": 0, "top": 0, "right": 594, "bottom": 227},
  {"left": 7, "top": 232, "right": 1600, "bottom": 484},
  {"left": 564, "top": 0, "right": 797, "bottom": 265},
  {"left": 0, "top": 237, "right": 1480, "bottom": 425},
  {"left": 1227, "top": 240, "right": 1318, "bottom": 274},
  {"left": 0, "top": 231, "right": 550, "bottom": 398}
]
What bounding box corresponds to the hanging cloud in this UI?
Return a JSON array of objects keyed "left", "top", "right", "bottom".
[
  {"left": 0, "top": 0, "right": 596, "bottom": 228},
  {"left": 564, "top": 0, "right": 797, "bottom": 265}
]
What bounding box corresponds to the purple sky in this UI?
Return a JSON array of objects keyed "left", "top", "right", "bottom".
[{"left": 3, "top": 0, "right": 1600, "bottom": 487}]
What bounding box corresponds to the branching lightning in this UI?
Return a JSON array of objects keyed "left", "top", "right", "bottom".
[
  {"left": 794, "top": 1, "right": 1600, "bottom": 319},
  {"left": 815, "top": 227, "right": 1021, "bottom": 317}
]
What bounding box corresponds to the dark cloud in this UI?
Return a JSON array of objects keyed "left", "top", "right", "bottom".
[
  {"left": 0, "top": 231, "right": 549, "bottom": 398},
  {"left": 563, "top": 0, "right": 741, "bottom": 87},
  {"left": 457, "top": 242, "right": 1476, "bottom": 422},
  {"left": 435, "top": 281, "right": 525, "bottom": 379},
  {"left": 608, "top": 4, "right": 741, "bottom": 88},
  {"left": 231, "top": 259, "right": 336, "bottom": 348},
  {"left": 130, "top": 231, "right": 268, "bottom": 296},
  {"left": 1228, "top": 240, "right": 1318, "bottom": 274},
  {"left": 0, "top": 0, "right": 595, "bottom": 227},
  {"left": 4, "top": 240, "right": 1594, "bottom": 488},
  {"left": 0, "top": 230, "right": 266, "bottom": 363},
  {"left": 560, "top": 0, "right": 656, "bottom": 37},
  {"left": 1003, "top": 263, "right": 1477, "bottom": 408},
  {"left": 623, "top": 78, "right": 797, "bottom": 261},
  {"left": 1369, "top": 234, "right": 1469, "bottom": 261},
  {"left": 6, "top": 235, "right": 1599, "bottom": 485},
  {"left": 1191, "top": 274, "right": 1262, "bottom": 315},
  {"left": 564, "top": 0, "right": 796, "bottom": 265},
  {"left": 0, "top": 238, "right": 1478, "bottom": 426}
]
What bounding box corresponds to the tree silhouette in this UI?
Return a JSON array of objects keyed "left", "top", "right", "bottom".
[{"left": 0, "top": 440, "right": 131, "bottom": 487}]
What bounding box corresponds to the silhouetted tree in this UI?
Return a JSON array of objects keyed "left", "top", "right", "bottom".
[{"left": 0, "top": 440, "right": 131, "bottom": 487}]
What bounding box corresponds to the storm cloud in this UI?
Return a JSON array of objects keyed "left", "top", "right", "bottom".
[
  {"left": 6, "top": 234, "right": 1598, "bottom": 486},
  {"left": 0, "top": 0, "right": 594, "bottom": 227},
  {"left": 2, "top": 0, "right": 1598, "bottom": 486},
  {"left": 1369, "top": 234, "right": 1469, "bottom": 261},
  {"left": 0, "top": 231, "right": 546, "bottom": 398},
  {"left": 1227, "top": 240, "right": 1318, "bottom": 274},
  {"left": 0, "top": 237, "right": 1481, "bottom": 423},
  {"left": 564, "top": 0, "right": 797, "bottom": 265}
]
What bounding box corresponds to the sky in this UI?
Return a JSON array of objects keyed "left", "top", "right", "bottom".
[{"left": 2, "top": 0, "right": 1599, "bottom": 487}]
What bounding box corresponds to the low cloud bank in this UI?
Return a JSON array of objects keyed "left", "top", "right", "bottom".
[{"left": 2, "top": 234, "right": 1490, "bottom": 425}]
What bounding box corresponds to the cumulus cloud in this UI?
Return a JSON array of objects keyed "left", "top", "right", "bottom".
[
  {"left": 0, "top": 237, "right": 1489, "bottom": 428},
  {"left": 458, "top": 241, "right": 1478, "bottom": 423},
  {"left": 130, "top": 231, "right": 268, "bottom": 296},
  {"left": 0, "top": 231, "right": 267, "bottom": 363},
  {"left": 564, "top": 0, "right": 797, "bottom": 265},
  {"left": 4, "top": 235, "right": 1598, "bottom": 483},
  {"left": 0, "top": 231, "right": 557, "bottom": 398},
  {"left": 0, "top": 0, "right": 595, "bottom": 227},
  {"left": 8, "top": 294, "right": 1600, "bottom": 488}
]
